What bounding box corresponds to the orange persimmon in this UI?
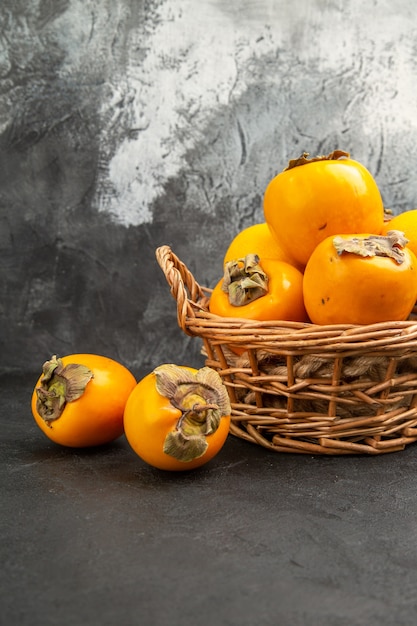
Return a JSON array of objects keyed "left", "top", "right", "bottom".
[
  {"left": 123, "top": 364, "right": 231, "bottom": 471},
  {"left": 31, "top": 354, "right": 137, "bottom": 447},
  {"left": 263, "top": 150, "right": 385, "bottom": 268},
  {"left": 223, "top": 222, "right": 295, "bottom": 266},
  {"left": 303, "top": 231, "right": 417, "bottom": 325},
  {"left": 209, "top": 255, "right": 308, "bottom": 322}
]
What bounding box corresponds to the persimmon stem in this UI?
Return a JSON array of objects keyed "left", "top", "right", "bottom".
[
  {"left": 191, "top": 403, "right": 220, "bottom": 413},
  {"left": 333, "top": 230, "right": 408, "bottom": 264},
  {"left": 222, "top": 254, "right": 268, "bottom": 306},
  {"left": 176, "top": 402, "right": 221, "bottom": 431},
  {"left": 153, "top": 364, "right": 231, "bottom": 462},
  {"left": 284, "top": 149, "right": 349, "bottom": 171},
  {"left": 35, "top": 355, "right": 93, "bottom": 424}
]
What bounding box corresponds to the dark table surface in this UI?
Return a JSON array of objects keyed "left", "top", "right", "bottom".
[{"left": 2, "top": 372, "right": 417, "bottom": 626}]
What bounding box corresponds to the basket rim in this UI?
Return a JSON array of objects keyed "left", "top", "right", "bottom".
[{"left": 156, "top": 244, "right": 417, "bottom": 352}]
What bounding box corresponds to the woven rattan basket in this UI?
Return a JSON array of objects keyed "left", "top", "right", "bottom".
[{"left": 156, "top": 245, "right": 417, "bottom": 455}]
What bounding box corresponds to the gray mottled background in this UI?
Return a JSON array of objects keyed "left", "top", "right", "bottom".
[{"left": 2, "top": 0, "right": 417, "bottom": 377}]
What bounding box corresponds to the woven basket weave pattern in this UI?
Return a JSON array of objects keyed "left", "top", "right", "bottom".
[{"left": 156, "top": 245, "right": 417, "bottom": 455}]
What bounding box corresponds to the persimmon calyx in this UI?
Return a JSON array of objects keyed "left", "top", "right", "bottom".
[
  {"left": 284, "top": 149, "right": 350, "bottom": 171},
  {"left": 221, "top": 254, "right": 268, "bottom": 306},
  {"left": 333, "top": 230, "right": 409, "bottom": 264},
  {"left": 35, "top": 355, "right": 93, "bottom": 423},
  {"left": 154, "top": 364, "right": 231, "bottom": 462}
]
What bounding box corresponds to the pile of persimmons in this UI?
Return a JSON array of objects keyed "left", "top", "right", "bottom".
[
  {"left": 30, "top": 149, "right": 417, "bottom": 473},
  {"left": 209, "top": 149, "right": 417, "bottom": 326}
]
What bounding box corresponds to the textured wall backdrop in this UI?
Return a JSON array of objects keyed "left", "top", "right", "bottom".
[{"left": 1, "top": 0, "right": 417, "bottom": 377}]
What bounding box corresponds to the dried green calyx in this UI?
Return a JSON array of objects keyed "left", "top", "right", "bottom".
[
  {"left": 154, "top": 364, "right": 231, "bottom": 462},
  {"left": 222, "top": 253, "right": 268, "bottom": 306},
  {"left": 35, "top": 355, "right": 93, "bottom": 424},
  {"left": 333, "top": 230, "right": 409, "bottom": 264},
  {"left": 284, "top": 149, "right": 349, "bottom": 171}
]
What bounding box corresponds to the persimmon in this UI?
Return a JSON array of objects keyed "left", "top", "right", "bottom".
[
  {"left": 381, "top": 209, "right": 417, "bottom": 258},
  {"left": 303, "top": 231, "right": 417, "bottom": 325},
  {"left": 123, "top": 364, "right": 231, "bottom": 471},
  {"left": 209, "top": 254, "right": 308, "bottom": 322},
  {"left": 223, "top": 222, "right": 295, "bottom": 266},
  {"left": 263, "top": 150, "right": 385, "bottom": 268},
  {"left": 31, "top": 354, "right": 137, "bottom": 447}
]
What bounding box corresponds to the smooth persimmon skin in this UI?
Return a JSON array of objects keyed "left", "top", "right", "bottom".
[
  {"left": 303, "top": 235, "right": 417, "bottom": 325},
  {"left": 223, "top": 222, "right": 295, "bottom": 266},
  {"left": 209, "top": 258, "right": 308, "bottom": 322},
  {"left": 123, "top": 368, "right": 231, "bottom": 471},
  {"left": 31, "top": 354, "right": 137, "bottom": 447},
  {"left": 264, "top": 158, "right": 385, "bottom": 268}
]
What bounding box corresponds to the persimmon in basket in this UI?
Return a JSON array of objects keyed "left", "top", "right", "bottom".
[
  {"left": 263, "top": 150, "right": 385, "bottom": 269},
  {"left": 303, "top": 231, "right": 417, "bottom": 325},
  {"left": 209, "top": 254, "right": 308, "bottom": 322},
  {"left": 223, "top": 222, "right": 298, "bottom": 267}
]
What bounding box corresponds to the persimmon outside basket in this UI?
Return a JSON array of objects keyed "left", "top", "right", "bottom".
[{"left": 156, "top": 245, "right": 417, "bottom": 455}]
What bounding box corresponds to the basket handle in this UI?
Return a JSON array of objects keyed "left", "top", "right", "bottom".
[{"left": 155, "top": 245, "right": 209, "bottom": 332}]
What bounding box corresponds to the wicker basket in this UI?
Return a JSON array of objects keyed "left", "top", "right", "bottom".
[{"left": 156, "top": 245, "right": 417, "bottom": 455}]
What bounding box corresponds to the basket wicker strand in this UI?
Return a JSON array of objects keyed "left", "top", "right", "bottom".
[{"left": 156, "top": 245, "right": 417, "bottom": 455}]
